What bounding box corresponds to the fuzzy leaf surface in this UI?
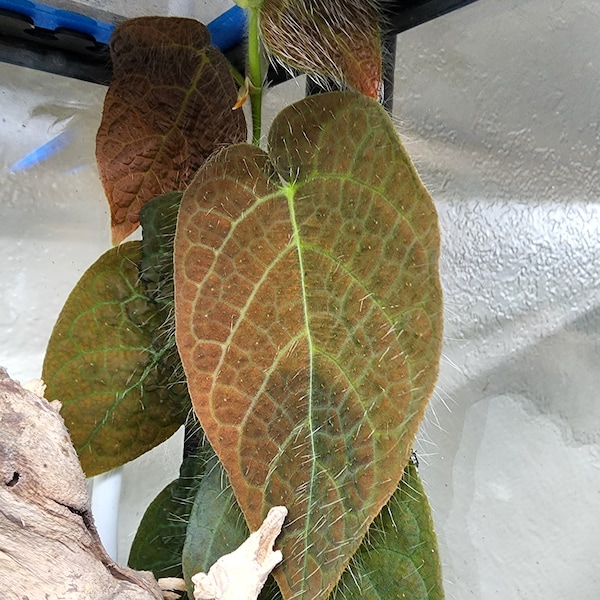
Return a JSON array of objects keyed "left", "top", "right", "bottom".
[
  {"left": 182, "top": 458, "right": 443, "bottom": 600},
  {"left": 42, "top": 242, "right": 185, "bottom": 476},
  {"left": 140, "top": 191, "right": 183, "bottom": 309},
  {"left": 174, "top": 91, "right": 442, "bottom": 599},
  {"left": 182, "top": 454, "right": 247, "bottom": 596},
  {"left": 128, "top": 449, "right": 209, "bottom": 580},
  {"left": 332, "top": 460, "right": 445, "bottom": 600},
  {"left": 260, "top": 0, "right": 381, "bottom": 98},
  {"left": 96, "top": 17, "right": 246, "bottom": 244},
  {"left": 139, "top": 192, "right": 191, "bottom": 411}
]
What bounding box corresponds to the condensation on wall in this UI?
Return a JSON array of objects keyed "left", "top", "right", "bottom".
[{"left": 0, "top": 0, "right": 599, "bottom": 598}]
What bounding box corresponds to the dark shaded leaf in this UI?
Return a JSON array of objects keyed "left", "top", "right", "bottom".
[
  {"left": 332, "top": 459, "right": 445, "bottom": 600},
  {"left": 181, "top": 454, "right": 246, "bottom": 595},
  {"left": 96, "top": 17, "right": 247, "bottom": 244},
  {"left": 140, "top": 191, "right": 182, "bottom": 309},
  {"left": 173, "top": 91, "right": 442, "bottom": 599},
  {"left": 128, "top": 448, "right": 210, "bottom": 580},
  {"left": 42, "top": 242, "right": 185, "bottom": 476},
  {"left": 182, "top": 454, "right": 282, "bottom": 600},
  {"left": 139, "top": 192, "right": 191, "bottom": 413}
]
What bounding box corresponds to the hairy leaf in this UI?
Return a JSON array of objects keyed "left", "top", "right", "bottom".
[
  {"left": 139, "top": 192, "right": 190, "bottom": 411},
  {"left": 128, "top": 449, "right": 210, "bottom": 580},
  {"left": 332, "top": 459, "right": 445, "bottom": 600},
  {"left": 97, "top": 17, "right": 247, "bottom": 244},
  {"left": 182, "top": 456, "right": 443, "bottom": 600},
  {"left": 260, "top": 0, "right": 381, "bottom": 98},
  {"left": 174, "top": 91, "right": 442, "bottom": 599},
  {"left": 140, "top": 191, "right": 183, "bottom": 309},
  {"left": 181, "top": 454, "right": 246, "bottom": 596},
  {"left": 42, "top": 242, "right": 185, "bottom": 476}
]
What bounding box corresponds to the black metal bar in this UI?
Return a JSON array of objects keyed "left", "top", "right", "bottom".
[
  {"left": 0, "top": 7, "right": 112, "bottom": 83},
  {"left": 382, "top": 0, "right": 481, "bottom": 34}
]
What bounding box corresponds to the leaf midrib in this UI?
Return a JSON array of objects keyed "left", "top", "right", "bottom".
[{"left": 284, "top": 182, "right": 318, "bottom": 594}]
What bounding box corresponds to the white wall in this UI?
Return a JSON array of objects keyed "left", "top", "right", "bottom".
[
  {"left": 1, "top": 0, "right": 599, "bottom": 597},
  {"left": 394, "top": 2, "right": 600, "bottom": 597}
]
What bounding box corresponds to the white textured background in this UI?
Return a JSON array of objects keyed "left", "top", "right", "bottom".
[{"left": 1, "top": 0, "right": 599, "bottom": 598}]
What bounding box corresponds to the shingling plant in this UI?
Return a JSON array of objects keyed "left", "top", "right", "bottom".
[{"left": 42, "top": 2, "right": 445, "bottom": 599}]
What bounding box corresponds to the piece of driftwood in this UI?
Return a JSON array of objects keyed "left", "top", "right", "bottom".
[
  {"left": 192, "top": 506, "right": 287, "bottom": 600},
  {"left": 0, "top": 368, "right": 164, "bottom": 600}
]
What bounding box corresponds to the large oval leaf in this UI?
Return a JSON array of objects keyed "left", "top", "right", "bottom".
[
  {"left": 96, "top": 17, "right": 247, "bottom": 244},
  {"left": 174, "top": 91, "right": 442, "bottom": 599},
  {"left": 260, "top": 0, "right": 381, "bottom": 98},
  {"left": 42, "top": 242, "right": 185, "bottom": 476}
]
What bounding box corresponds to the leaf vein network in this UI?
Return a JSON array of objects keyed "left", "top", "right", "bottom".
[
  {"left": 286, "top": 183, "right": 318, "bottom": 586},
  {"left": 310, "top": 344, "right": 377, "bottom": 432},
  {"left": 299, "top": 241, "right": 399, "bottom": 328},
  {"left": 299, "top": 172, "right": 424, "bottom": 242},
  {"left": 206, "top": 243, "right": 296, "bottom": 400}
]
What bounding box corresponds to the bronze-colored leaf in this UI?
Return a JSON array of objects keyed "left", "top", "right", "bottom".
[
  {"left": 96, "top": 17, "right": 247, "bottom": 244},
  {"left": 173, "top": 91, "right": 442, "bottom": 599},
  {"left": 260, "top": 0, "right": 381, "bottom": 98}
]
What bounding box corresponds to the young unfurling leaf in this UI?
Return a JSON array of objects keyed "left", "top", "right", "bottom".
[{"left": 260, "top": 0, "right": 382, "bottom": 98}]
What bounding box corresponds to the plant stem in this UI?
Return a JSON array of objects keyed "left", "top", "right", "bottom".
[{"left": 247, "top": 5, "right": 263, "bottom": 145}]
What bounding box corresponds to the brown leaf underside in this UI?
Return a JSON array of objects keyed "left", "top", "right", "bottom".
[
  {"left": 96, "top": 17, "right": 246, "bottom": 244},
  {"left": 174, "top": 92, "right": 442, "bottom": 600}
]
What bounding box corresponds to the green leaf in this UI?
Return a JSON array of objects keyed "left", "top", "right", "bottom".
[
  {"left": 233, "top": 0, "right": 264, "bottom": 8},
  {"left": 140, "top": 191, "right": 182, "bottom": 309},
  {"left": 182, "top": 454, "right": 246, "bottom": 595},
  {"left": 42, "top": 242, "right": 186, "bottom": 476},
  {"left": 128, "top": 448, "right": 210, "bottom": 579},
  {"left": 332, "top": 460, "right": 445, "bottom": 600},
  {"left": 97, "top": 16, "right": 247, "bottom": 244},
  {"left": 173, "top": 91, "right": 443, "bottom": 600}
]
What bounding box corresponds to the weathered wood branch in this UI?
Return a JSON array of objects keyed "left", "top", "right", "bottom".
[
  {"left": 0, "top": 368, "right": 163, "bottom": 600},
  {"left": 0, "top": 369, "right": 287, "bottom": 600},
  {"left": 192, "top": 506, "right": 287, "bottom": 600}
]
